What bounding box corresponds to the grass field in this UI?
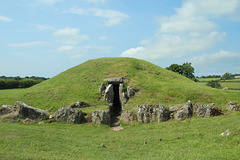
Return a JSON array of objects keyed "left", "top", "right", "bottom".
[
  {"left": 1, "top": 111, "right": 240, "bottom": 160},
  {"left": 198, "top": 78, "right": 240, "bottom": 90}
]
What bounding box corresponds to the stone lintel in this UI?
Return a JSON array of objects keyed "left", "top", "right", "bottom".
[{"left": 104, "top": 77, "right": 125, "bottom": 84}]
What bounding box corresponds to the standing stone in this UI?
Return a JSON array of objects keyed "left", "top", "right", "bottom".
[
  {"left": 174, "top": 101, "right": 193, "bottom": 121},
  {"left": 104, "top": 84, "right": 114, "bottom": 103},
  {"left": 127, "top": 86, "right": 135, "bottom": 98},
  {"left": 99, "top": 83, "right": 106, "bottom": 96},
  {"left": 157, "top": 105, "right": 169, "bottom": 122},
  {"left": 54, "top": 108, "right": 84, "bottom": 123}
]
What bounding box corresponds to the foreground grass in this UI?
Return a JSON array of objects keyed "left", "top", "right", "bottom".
[{"left": 1, "top": 112, "right": 240, "bottom": 160}]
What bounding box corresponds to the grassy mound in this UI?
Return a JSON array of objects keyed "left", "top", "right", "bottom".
[{"left": 0, "top": 57, "right": 239, "bottom": 111}]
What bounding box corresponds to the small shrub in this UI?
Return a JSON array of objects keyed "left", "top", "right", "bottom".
[{"left": 207, "top": 80, "right": 221, "bottom": 88}]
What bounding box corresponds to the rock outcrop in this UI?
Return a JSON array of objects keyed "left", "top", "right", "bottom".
[
  {"left": 91, "top": 110, "right": 110, "bottom": 124},
  {"left": 54, "top": 108, "right": 84, "bottom": 123},
  {"left": 0, "top": 101, "right": 48, "bottom": 122},
  {"left": 174, "top": 101, "right": 193, "bottom": 121}
]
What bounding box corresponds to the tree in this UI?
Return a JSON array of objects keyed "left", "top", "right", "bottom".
[
  {"left": 222, "top": 73, "right": 234, "bottom": 80},
  {"left": 181, "top": 62, "right": 195, "bottom": 80},
  {"left": 207, "top": 80, "right": 221, "bottom": 88},
  {"left": 166, "top": 62, "right": 196, "bottom": 81}
]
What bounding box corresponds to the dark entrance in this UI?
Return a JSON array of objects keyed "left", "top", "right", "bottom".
[{"left": 112, "top": 84, "right": 122, "bottom": 116}]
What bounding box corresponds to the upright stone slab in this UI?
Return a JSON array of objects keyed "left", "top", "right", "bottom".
[
  {"left": 99, "top": 83, "right": 106, "bottom": 96},
  {"left": 127, "top": 86, "right": 135, "bottom": 98},
  {"left": 104, "top": 84, "right": 114, "bottom": 103},
  {"left": 174, "top": 101, "right": 193, "bottom": 121},
  {"left": 157, "top": 105, "right": 170, "bottom": 122}
]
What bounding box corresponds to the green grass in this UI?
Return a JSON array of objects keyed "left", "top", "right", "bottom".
[
  {"left": 0, "top": 57, "right": 239, "bottom": 112},
  {"left": 1, "top": 112, "right": 240, "bottom": 160}
]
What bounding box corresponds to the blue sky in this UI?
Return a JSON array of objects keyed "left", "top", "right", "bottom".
[{"left": 1, "top": 0, "right": 240, "bottom": 77}]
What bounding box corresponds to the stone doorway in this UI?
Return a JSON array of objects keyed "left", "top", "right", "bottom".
[{"left": 112, "top": 83, "right": 121, "bottom": 116}]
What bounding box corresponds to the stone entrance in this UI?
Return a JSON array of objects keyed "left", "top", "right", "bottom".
[{"left": 103, "top": 77, "right": 125, "bottom": 117}]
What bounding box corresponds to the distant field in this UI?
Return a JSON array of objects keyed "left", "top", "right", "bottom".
[
  {"left": 198, "top": 78, "right": 240, "bottom": 90},
  {"left": 1, "top": 112, "right": 240, "bottom": 160}
]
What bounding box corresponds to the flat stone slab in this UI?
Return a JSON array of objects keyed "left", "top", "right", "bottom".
[{"left": 104, "top": 77, "right": 125, "bottom": 83}]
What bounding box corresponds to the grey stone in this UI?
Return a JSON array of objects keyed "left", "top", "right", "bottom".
[
  {"left": 0, "top": 105, "right": 14, "bottom": 116},
  {"left": 156, "top": 105, "right": 169, "bottom": 122},
  {"left": 92, "top": 110, "right": 110, "bottom": 124},
  {"left": 54, "top": 108, "right": 84, "bottom": 123},
  {"left": 13, "top": 101, "right": 48, "bottom": 120},
  {"left": 23, "top": 118, "right": 36, "bottom": 123},
  {"left": 169, "top": 106, "right": 178, "bottom": 119},
  {"left": 220, "top": 129, "right": 232, "bottom": 136},
  {"left": 227, "top": 102, "right": 240, "bottom": 111},
  {"left": 104, "top": 77, "right": 125, "bottom": 84},
  {"left": 99, "top": 83, "right": 106, "bottom": 96},
  {"left": 127, "top": 86, "right": 135, "bottom": 98},
  {"left": 104, "top": 84, "right": 114, "bottom": 103},
  {"left": 174, "top": 101, "right": 193, "bottom": 121},
  {"left": 68, "top": 101, "right": 92, "bottom": 108},
  {"left": 137, "top": 104, "right": 169, "bottom": 123},
  {"left": 119, "top": 84, "right": 128, "bottom": 106},
  {"left": 120, "top": 110, "right": 134, "bottom": 123},
  {"left": 195, "top": 104, "right": 223, "bottom": 118}
]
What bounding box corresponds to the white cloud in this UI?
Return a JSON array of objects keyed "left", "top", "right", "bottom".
[
  {"left": 53, "top": 28, "right": 79, "bottom": 36},
  {"left": 36, "top": 0, "right": 63, "bottom": 5},
  {"left": 121, "top": 0, "right": 239, "bottom": 61},
  {"left": 0, "top": 15, "right": 12, "bottom": 22},
  {"left": 54, "top": 28, "right": 89, "bottom": 45},
  {"left": 9, "top": 41, "right": 47, "bottom": 47},
  {"left": 13, "top": 52, "right": 27, "bottom": 57},
  {"left": 191, "top": 50, "right": 240, "bottom": 66},
  {"left": 90, "top": 8, "right": 129, "bottom": 26},
  {"left": 57, "top": 45, "right": 75, "bottom": 52},
  {"left": 121, "top": 47, "right": 146, "bottom": 58},
  {"left": 70, "top": 54, "right": 83, "bottom": 59},
  {"left": 84, "top": 0, "right": 106, "bottom": 4},
  {"left": 65, "top": 7, "right": 129, "bottom": 26},
  {"left": 66, "top": 7, "right": 84, "bottom": 15},
  {"left": 35, "top": 24, "right": 55, "bottom": 30},
  {"left": 98, "top": 36, "right": 108, "bottom": 40}
]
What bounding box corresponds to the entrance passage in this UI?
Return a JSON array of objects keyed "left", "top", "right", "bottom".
[{"left": 112, "top": 84, "right": 121, "bottom": 116}]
